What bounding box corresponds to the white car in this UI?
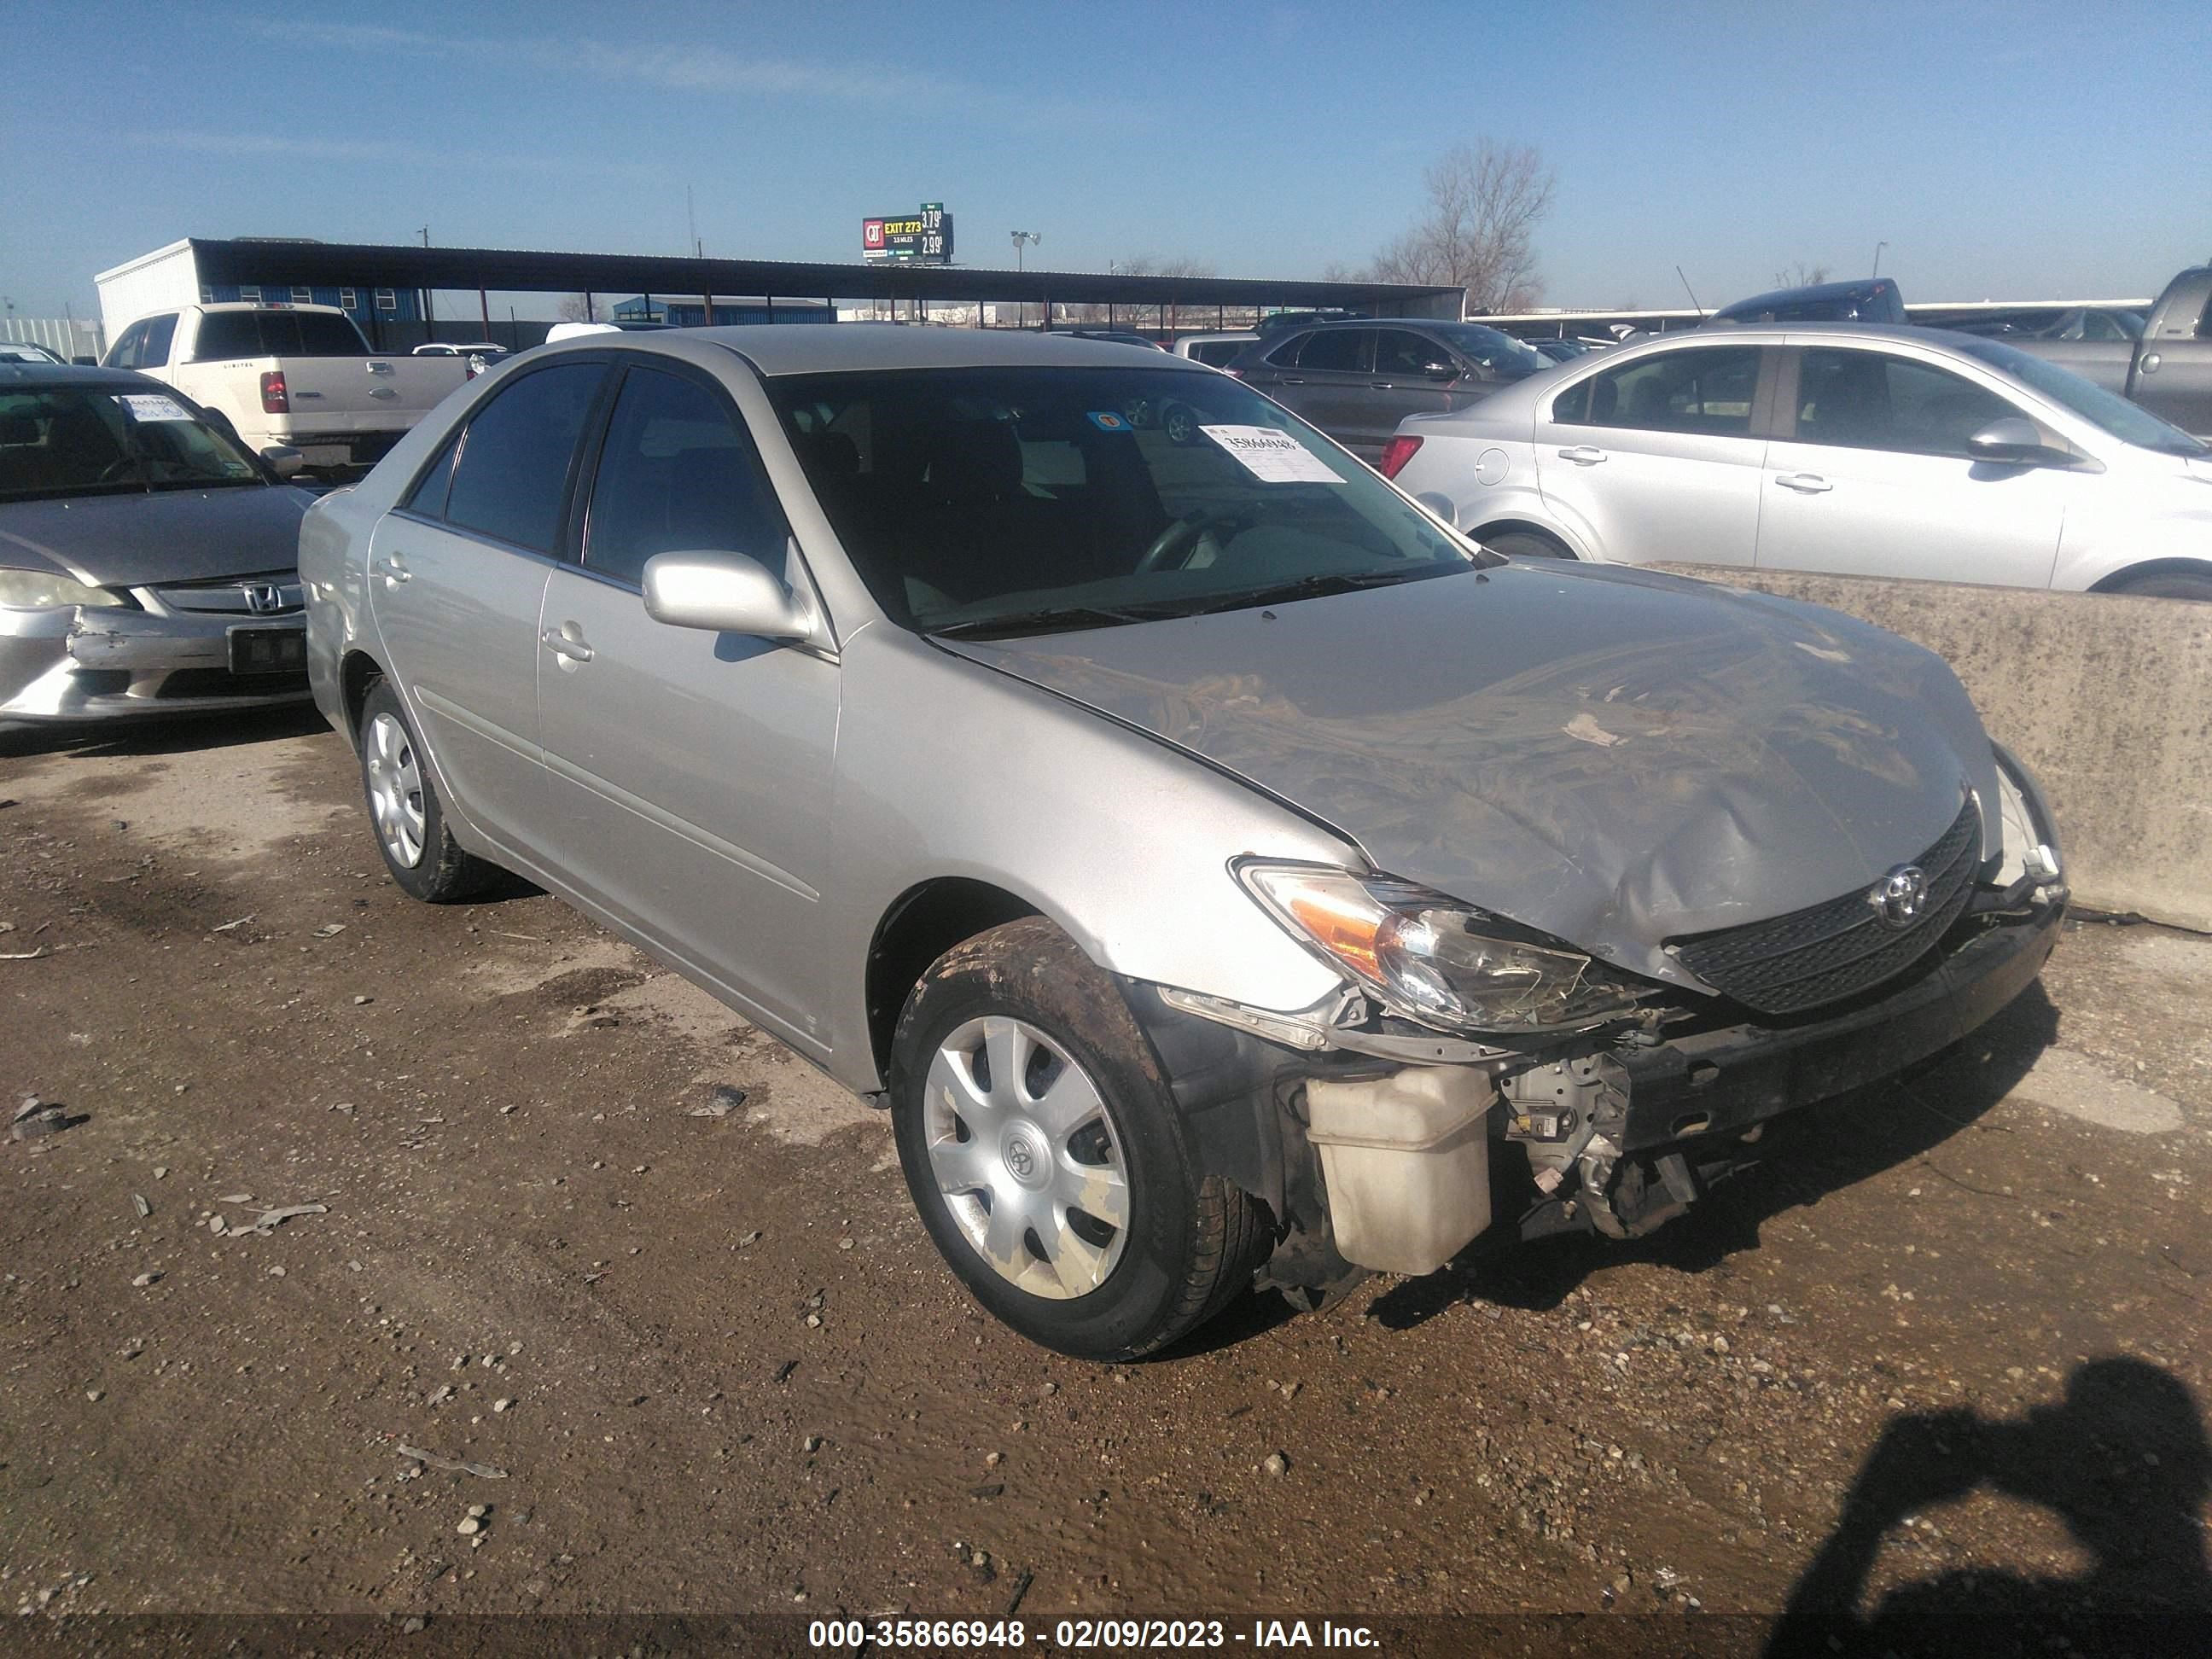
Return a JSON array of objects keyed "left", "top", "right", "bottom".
[
  {"left": 102, "top": 304, "right": 469, "bottom": 472},
  {"left": 1382, "top": 323, "right": 2212, "bottom": 600},
  {"left": 1172, "top": 331, "right": 1260, "bottom": 367}
]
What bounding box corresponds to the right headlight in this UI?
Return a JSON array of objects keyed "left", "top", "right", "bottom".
[
  {"left": 1237, "top": 861, "right": 1652, "bottom": 1034},
  {"left": 0, "top": 568, "right": 127, "bottom": 610}
]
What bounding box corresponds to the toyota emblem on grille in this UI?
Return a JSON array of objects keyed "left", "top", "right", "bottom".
[
  {"left": 1868, "top": 864, "right": 1929, "bottom": 930},
  {"left": 243, "top": 583, "right": 284, "bottom": 614}
]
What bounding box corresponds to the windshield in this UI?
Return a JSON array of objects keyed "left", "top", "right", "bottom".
[
  {"left": 1, "top": 342, "right": 65, "bottom": 364},
  {"left": 1423, "top": 323, "right": 1549, "bottom": 378},
  {"left": 769, "top": 365, "right": 1473, "bottom": 637},
  {"left": 0, "top": 386, "right": 267, "bottom": 501},
  {"left": 1955, "top": 337, "right": 2205, "bottom": 456}
]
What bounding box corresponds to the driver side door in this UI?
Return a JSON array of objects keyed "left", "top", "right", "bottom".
[{"left": 533, "top": 357, "right": 841, "bottom": 1051}]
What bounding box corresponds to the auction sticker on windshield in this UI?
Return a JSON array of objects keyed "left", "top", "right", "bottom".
[
  {"left": 113, "top": 393, "right": 194, "bottom": 423},
  {"left": 1201, "top": 424, "right": 1344, "bottom": 484}
]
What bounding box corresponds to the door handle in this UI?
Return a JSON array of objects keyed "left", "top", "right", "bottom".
[
  {"left": 1774, "top": 473, "right": 1833, "bottom": 493},
  {"left": 1279, "top": 375, "right": 1306, "bottom": 385},
  {"left": 372, "top": 553, "right": 410, "bottom": 586},
  {"left": 1370, "top": 381, "right": 1397, "bottom": 388},
  {"left": 1557, "top": 445, "right": 1607, "bottom": 464},
  {"left": 540, "top": 627, "right": 594, "bottom": 664}
]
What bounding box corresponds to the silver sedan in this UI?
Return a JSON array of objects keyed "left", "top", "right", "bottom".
[
  {"left": 1, "top": 364, "right": 313, "bottom": 727},
  {"left": 304, "top": 325, "right": 2066, "bottom": 1359},
  {"left": 1383, "top": 323, "right": 2212, "bottom": 599}
]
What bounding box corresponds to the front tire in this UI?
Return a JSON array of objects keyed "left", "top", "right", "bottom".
[
  {"left": 888, "top": 917, "right": 1268, "bottom": 1360},
  {"left": 1480, "top": 527, "right": 1574, "bottom": 561},
  {"left": 2104, "top": 569, "right": 2212, "bottom": 602},
  {"left": 357, "top": 681, "right": 499, "bottom": 903}
]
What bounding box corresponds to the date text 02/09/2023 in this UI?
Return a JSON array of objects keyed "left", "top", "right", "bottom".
[{"left": 805, "top": 1618, "right": 1382, "bottom": 1650}]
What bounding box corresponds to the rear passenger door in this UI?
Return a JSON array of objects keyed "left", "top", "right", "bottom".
[
  {"left": 1277, "top": 329, "right": 1378, "bottom": 453},
  {"left": 534, "top": 358, "right": 840, "bottom": 1050},
  {"left": 367, "top": 359, "right": 609, "bottom": 854},
  {"left": 1534, "top": 343, "right": 1769, "bottom": 566},
  {"left": 1371, "top": 329, "right": 1464, "bottom": 442},
  {"left": 2132, "top": 276, "right": 2212, "bottom": 439}
]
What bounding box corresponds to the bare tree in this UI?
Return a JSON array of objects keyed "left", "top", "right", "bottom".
[
  {"left": 1081, "top": 254, "right": 1219, "bottom": 330},
  {"left": 556, "top": 293, "right": 599, "bottom": 323},
  {"left": 1771, "top": 261, "right": 1831, "bottom": 290},
  {"left": 1319, "top": 259, "right": 1366, "bottom": 283},
  {"left": 1368, "top": 140, "right": 1555, "bottom": 312}
]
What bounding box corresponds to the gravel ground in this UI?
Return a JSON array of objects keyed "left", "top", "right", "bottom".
[{"left": 3, "top": 710, "right": 2209, "bottom": 1647}]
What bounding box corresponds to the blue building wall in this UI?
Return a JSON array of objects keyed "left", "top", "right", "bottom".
[
  {"left": 198, "top": 281, "right": 422, "bottom": 326},
  {"left": 613, "top": 297, "right": 832, "bottom": 326}
]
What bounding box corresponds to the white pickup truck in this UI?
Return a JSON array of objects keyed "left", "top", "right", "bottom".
[{"left": 102, "top": 304, "right": 469, "bottom": 472}]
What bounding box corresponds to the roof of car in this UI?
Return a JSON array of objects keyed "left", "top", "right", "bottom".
[
  {"left": 0, "top": 362, "right": 163, "bottom": 392},
  {"left": 662, "top": 322, "right": 1216, "bottom": 377},
  {"left": 1712, "top": 276, "right": 1900, "bottom": 318}
]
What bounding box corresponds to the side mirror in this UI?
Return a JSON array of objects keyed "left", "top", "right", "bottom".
[
  {"left": 260, "top": 445, "right": 306, "bottom": 478},
  {"left": 1966, "top": 416, "right": 2069, "bottom": 468},
  {"left": 1414, "top": 492, "right": 1459, "bottom": 527},
  {"left": 1423, "top": 361, "right": 1459, "bottom": 382},
  {"left": 643, "top": 550, "right": 815, "bottom": 641},
  {"left": 72, "top": 356, "right": 98, "bottom": 367}
]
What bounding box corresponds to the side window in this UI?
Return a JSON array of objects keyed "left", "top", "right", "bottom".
[
  {"left": 2197, "top": 290, "right": 2212, "bottom": 341},
  {"left": 404, "top": 434, "right": 460, "bottom": 519},
  {"left": 140, "top": 313, "right": 178, "bottom": 369},
  {"left": 1571, "top": 347, "right": 1761, "bottom": 435},
  {"left": 583, "top": 367, "right": 788, "bottom": 588},
  {"left": 106, "top": 321, "right": 147, "bottom": 370},
  {"left": 1263, "top": 332, "right": 1310, "bottom": 368},
  {"left": 442, "top": 362, "right": 608, "bottom": 553},
  {"left": 1296, "top": 329, "right": 1371, "bottom": 374},
  {"left": 1377, "top": 329, "right": 1452, "bottom": 378},
  {"left": 1795, "top": 350, "right": 2016, "bottom": 457}
]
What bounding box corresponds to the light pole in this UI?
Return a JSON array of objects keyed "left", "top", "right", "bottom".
[
  {"left": 1872, "top": 241, "right": 1889, "bottom": 278},
  {"left": 1010, "top": 230, "right": 1040, "bottom": 271}
]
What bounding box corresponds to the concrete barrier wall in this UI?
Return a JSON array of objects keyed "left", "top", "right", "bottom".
[{"left": 1651, "top": 566, "right": 2212, "bottom": 933}]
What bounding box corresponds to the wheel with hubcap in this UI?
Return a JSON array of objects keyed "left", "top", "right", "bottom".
[
  {"left": 357, "top": 680, "right": 500, "bottom": 903},
  {"left": 889, "top": 916, "right": 1270, "bottom": 1359}
]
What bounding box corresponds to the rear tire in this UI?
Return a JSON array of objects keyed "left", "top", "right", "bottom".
[
  {"left": 357, "top": 681, "right": 499, "bottom": 904},
  {"left": 888, "top": 917, "right": 1268, "bottom": 1360},
  {"left": 1480, "top": 528, "right": 1575, "bottom": 561},
  {"left": 2104, "top": 569, "right": 2212, "bottom": 602}
]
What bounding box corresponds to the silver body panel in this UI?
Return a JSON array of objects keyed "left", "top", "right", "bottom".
[{"left": 305, "top": 324, "right": 2017, "bottom": 1094}]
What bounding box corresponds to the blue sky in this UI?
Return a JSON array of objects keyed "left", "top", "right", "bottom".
[{"left": 6, "top": 0, "right": 2208, "bottom": 320}]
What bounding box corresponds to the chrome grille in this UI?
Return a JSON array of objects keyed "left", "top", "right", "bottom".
[
  {"left": 1673, "top": 800, "right": 1984, "bottom": 1016},
  {"left": 146, "top": 573, "right": 303, "bottom": 615}
]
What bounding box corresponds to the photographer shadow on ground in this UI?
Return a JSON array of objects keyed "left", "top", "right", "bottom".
[
  {"left": 1365, "top": 975, "right": 2062, "bottom": 1329},
  {"left": 1764, "top": 1356, "right": 2212, "bottom": 1657}
]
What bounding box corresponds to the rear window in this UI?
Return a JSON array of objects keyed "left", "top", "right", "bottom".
[{"left": 189, "top": 310, "right": 369, "bottom": 361}]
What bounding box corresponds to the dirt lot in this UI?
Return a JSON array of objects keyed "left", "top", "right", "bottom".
[{"left": 3, "top": 710, "right": 2209, "bottom": 1647}]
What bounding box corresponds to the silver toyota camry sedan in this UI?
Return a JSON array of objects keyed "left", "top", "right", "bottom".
[{"left": 302, "top": 325, "right": 2067, "bottom": 1360}]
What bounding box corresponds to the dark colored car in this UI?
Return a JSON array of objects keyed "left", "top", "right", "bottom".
[
  {"left": 0, "top": 364, "right": 315, "bottom": 726},
  {"left": 1707, "top": 277, "right": 1907, "bottom": 328},
  {"left": 1231, "top": 319, "right": 1551, "bottom": 457}
]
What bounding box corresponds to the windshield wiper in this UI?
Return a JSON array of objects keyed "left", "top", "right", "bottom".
[
  {"left": 1167, "top": 562, "right": 1465, "bottom": 618},
  {"left": 929, "top": 602, "right": 1178, "bottom": 640}
]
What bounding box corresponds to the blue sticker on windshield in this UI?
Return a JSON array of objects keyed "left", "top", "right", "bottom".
[{"left": 1086, "top": 410, "right": 1131, "bottom": 432}]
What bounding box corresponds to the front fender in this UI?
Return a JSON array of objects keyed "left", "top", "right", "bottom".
[{"left": 821, "top": 626, "right": 1360, "bottom": 1094}]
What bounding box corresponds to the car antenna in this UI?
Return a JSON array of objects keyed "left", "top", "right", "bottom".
[{"left": 1676, "top": 266, "right": 1706, "bottom": 319}]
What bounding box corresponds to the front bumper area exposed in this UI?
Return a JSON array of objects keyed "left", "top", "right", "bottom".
[
  {"left": 1135, "top": 898, "right": 2064, "bottom": 1284},
  {"left": 0, "top": 597, "right": 313, "bottom": 725}
]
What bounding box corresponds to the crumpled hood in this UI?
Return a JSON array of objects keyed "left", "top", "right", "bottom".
[
  {"left": 943, "top": 562, "right": 2001, "bottom": 990},
  {"left": 0, "top": 486, "right": 310, "bottom": 587}
]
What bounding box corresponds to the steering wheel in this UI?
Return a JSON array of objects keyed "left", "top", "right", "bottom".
[
  {"left": 1135, "top": 509, "right": 1242, "bottom": 573},
  {"left": 96, "top": 456, "right": 142, "bottom": 484}
]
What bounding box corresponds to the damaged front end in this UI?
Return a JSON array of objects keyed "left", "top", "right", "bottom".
[{"left": 1126, "top": 748, "right": 2069, "bottom": 1299}]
